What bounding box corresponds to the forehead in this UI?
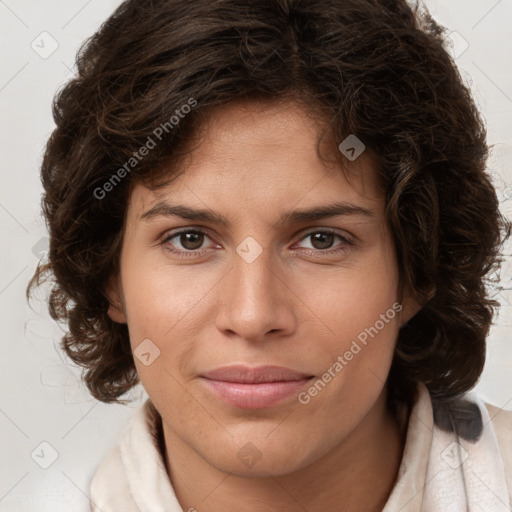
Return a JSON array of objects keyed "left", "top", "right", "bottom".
[{"left": 128, "top": 99, "right": 383, "bottom": 216}]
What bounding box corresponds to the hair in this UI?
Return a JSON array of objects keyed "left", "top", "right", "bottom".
[{"left": 28, "top": 0, "right": 511, "bottom": 429}]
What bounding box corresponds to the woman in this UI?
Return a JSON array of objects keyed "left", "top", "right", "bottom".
[{"left": 28, "top": 0, "right": 512, "bottom": 510}]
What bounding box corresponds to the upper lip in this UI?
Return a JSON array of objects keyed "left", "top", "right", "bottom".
[{"left": 200, "top": 365, "right": 313, "bottom": 383}]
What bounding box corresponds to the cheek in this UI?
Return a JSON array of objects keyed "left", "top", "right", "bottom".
[
  {"left": 121, "top": 256, "right": 213, "bottom": 340},
  {"left": 296, "top": 246, "right": 401, "bottom": 404},
  {"left": 119, "top": 255, "right": 221, "bottom": 391},
  {"left": 304, "top": 249, "right": 400, "bottom": 343}
]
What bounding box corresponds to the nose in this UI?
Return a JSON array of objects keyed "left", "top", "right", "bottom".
[{"left": 215, "top": 246, "right": 297, "bottom": 343}]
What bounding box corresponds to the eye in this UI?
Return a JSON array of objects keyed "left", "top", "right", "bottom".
[
  {"left": 161, "top": 228, "right": 354, "bottom": 259},
  {"left": 295, "top": 229, "right": 353, "bottom": 254},
  {"left": 161, "top": 229, "right": 217, "bottom": 257}
]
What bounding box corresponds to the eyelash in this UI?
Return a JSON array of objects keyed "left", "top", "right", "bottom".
[{"left": 160, "top": 228, "right": 354, "bottom": 258}]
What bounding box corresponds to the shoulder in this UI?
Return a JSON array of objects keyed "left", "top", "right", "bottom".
[
  {"left": 89, "top": 402, "right": 154, "bottom": 512},
  {"left": 427, "top": 388, "right": 512, "bottom": 507},
  {"left": 484, "top": 401, "right": 512, "bottom": 489},
  {"left": 89, "top": 443, "right": 140, "bottom": 512},
  {"left": 485, "top": 402, "right": 512, "bottom": 439}
]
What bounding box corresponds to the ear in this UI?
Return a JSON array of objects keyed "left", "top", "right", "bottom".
[
  {"left": 398, "top": 283, "right": 435, "bottom": 328},
  {"left": 105, "top": 274, "right": 127, "bottom": 324}
]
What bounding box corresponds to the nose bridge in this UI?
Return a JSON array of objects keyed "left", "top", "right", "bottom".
[
  {"left": 216, "top": 239, "right": 294, "bottom": 340},
  {"left": 232, "top": 243, "right": 278, "bottom": 310}
]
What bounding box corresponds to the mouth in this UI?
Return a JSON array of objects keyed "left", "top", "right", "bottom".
[{"left": 199, "top": 365, "right": 315, "bottom": 409}]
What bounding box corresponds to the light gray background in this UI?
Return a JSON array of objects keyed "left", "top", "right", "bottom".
[{"left": 1, "top": 1, "right": 511, "bottom": 510}]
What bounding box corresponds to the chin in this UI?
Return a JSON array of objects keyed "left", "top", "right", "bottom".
[
  {"left": 209, "top": 452, "right": 311, "bottom": 479},
  {"left": 198, "top": 431, "right": 323, "bottom": 478}
]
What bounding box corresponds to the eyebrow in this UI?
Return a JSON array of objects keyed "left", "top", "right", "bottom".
[{"left": 139, "top": 201, "right": 375, "bottom": 227}]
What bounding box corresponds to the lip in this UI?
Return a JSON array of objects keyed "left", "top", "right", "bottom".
[{"left": 199, "top": 365, "right": 314, "bottom": 409}]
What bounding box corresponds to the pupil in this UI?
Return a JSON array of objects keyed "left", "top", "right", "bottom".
[
  {"left": 312, "top": 233, "right": 333, "bottom": 249},
  {"left": 182, "top": 232, "right": 203, "bottom": 250}
]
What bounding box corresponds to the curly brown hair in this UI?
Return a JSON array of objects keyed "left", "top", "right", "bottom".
[{"left": 28, "top": 0, "right": 511, "bottom": 419}]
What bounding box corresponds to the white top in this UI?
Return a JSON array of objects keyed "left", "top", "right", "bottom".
[{"left": 90, "top": 384, "right": 512, "bottom": 511}]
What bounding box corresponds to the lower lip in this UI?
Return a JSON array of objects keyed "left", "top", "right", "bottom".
[{"left": 200, "top": 377, "right": 312, "bottom": 409}]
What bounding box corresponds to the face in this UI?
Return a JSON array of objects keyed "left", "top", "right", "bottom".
[{"left": 108, "top": 100, "right": 419, "bottom": 478}]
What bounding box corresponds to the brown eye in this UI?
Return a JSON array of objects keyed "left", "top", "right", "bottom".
[
  {"left": 178, "top": 231, "right": 205, "bottom": 250},
  {"left": 309, "top": 232, "right": 336, "bottom": 250},
  {"left": 297, "top": 230, "right": 353, "bottom": 254},
  {"left": 162, "top": 229, "right": 214, "bottom": 256}
]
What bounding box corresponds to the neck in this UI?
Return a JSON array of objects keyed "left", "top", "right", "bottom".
[{"left": 161, "top": 387, "right": 407, "bottom": 512}]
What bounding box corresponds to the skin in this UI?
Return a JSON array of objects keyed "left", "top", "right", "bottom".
[{"left": 107, "top": 99, "right": 421, "bottom": 512}]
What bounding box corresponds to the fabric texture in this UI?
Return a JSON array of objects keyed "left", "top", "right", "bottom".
[{"left": 90, "top": 383, "right": 512, "bottom": 511}]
